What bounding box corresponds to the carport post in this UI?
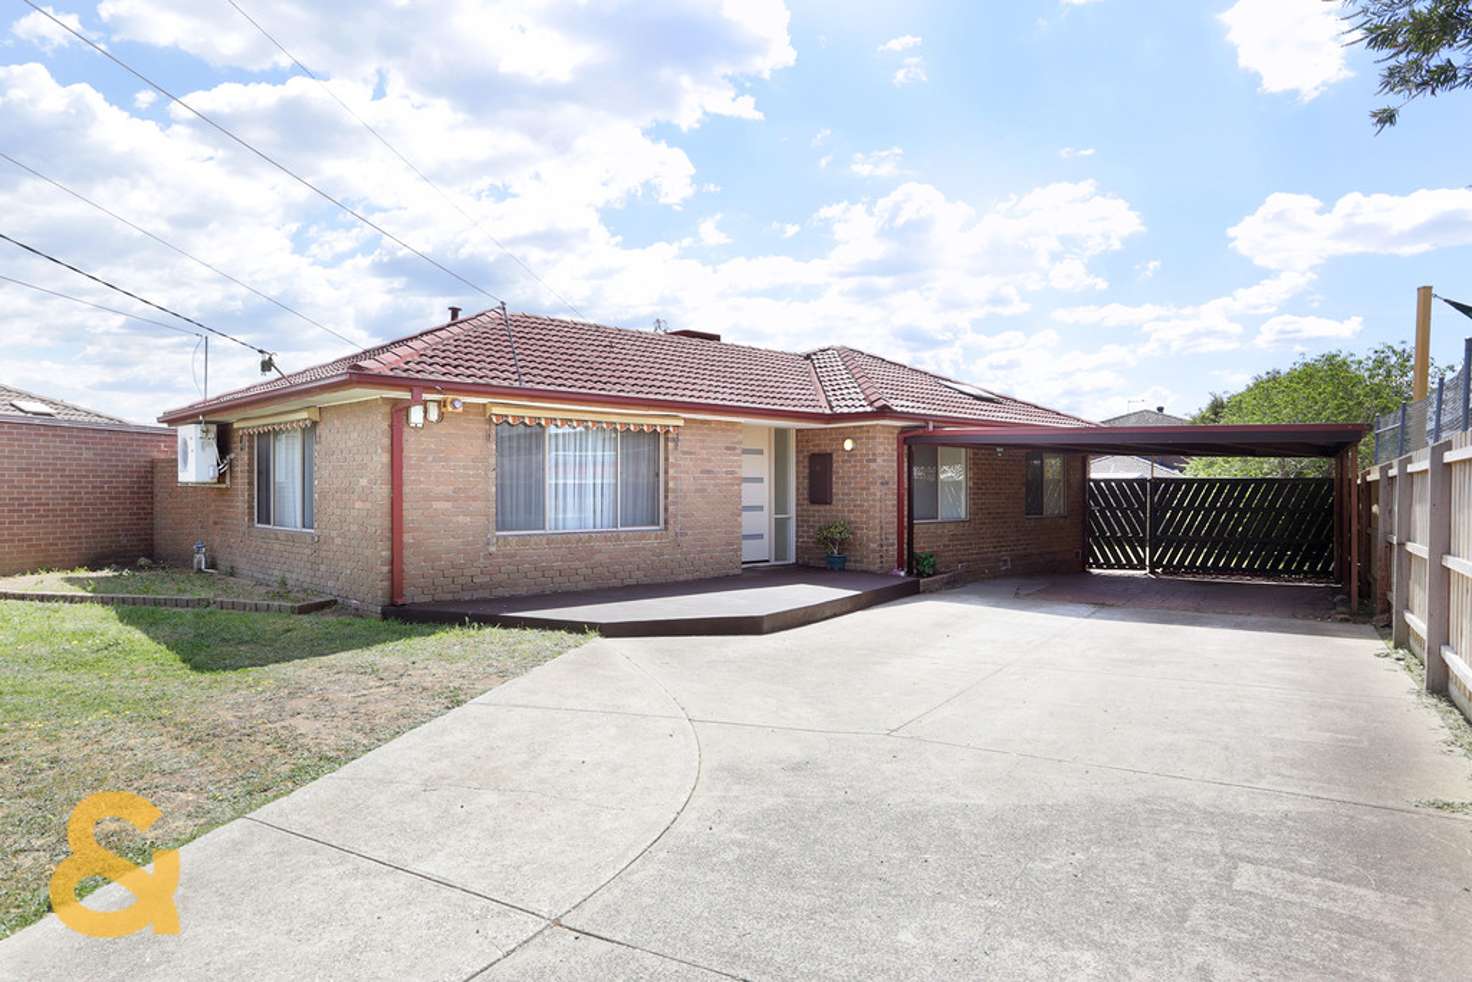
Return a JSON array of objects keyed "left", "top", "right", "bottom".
[{"left": 1392, "top": 455, "right": 1412, "bottom": 650}]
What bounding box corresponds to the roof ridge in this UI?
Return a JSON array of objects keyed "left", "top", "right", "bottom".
[
  {"left": 832, "top": 346, "right": 891, "bottom": 411},
  {"left": 0, "top": 380, "right": 127, "bottom": 423},
  {"left": 506, "top": 310, "right": 813, "bottom": 362},
  {"left": 800, "top": 352, "right": 833, "bottom": 413},
  {"left": 836, "top": 345, "right": 1095, "bottom": 427},
  {"left": 351, "top": 314, "right": 485, "bottom": 374}
]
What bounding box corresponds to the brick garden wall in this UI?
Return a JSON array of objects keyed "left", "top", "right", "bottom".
[
  {"left": 0, "top": 419, "right": 173, "bottom": 575},
  {"left": 400, "top": 412, "right": 743, "bottom": 603},
  {"left": 795, "top": 425, "right": 902, "bottom": 573},
  {"left": 912, "top": 447, "right": 1086, "bottom": 579},
  {"left": 153, "top": 399, "right": 392, "bottom": 611}
]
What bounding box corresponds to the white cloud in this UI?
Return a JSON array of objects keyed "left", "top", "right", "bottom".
[
  {"left": 132, "top": 89, "right": 156, "bottom": 110},
  {"left": 0, "top": 5, "right": 1157, "bottom": 424},
  {"left": 851, "top": 147, "right": 906, "bottom": 178},
  {"left": 1136, "top": 258, "right": 1160, "bottom": 279},
  {"left": 1059, "top": 147, "right": 1096, "bottom": 159},
  {"left": 893, "top": 56, "right": 928, "bottom": 87},
  {"left": 1219, "top": 0, "right": 1352, "bottom": 101},
  {"left": 878, "top": 34, "right": 922, "bottom": 53},
  {"left": 817, "top": 153, "right": 833, "bottom": 169},
  {"left": 1055, "top": 271, "right": 1317, "bottom": 354},
  {"left": 1048, "top": 257, "right": 1107, "bottom": 292},
  {"left": 811, "top": 127, "right": 831, "bottom": 148},
  {"left": 1061, "top": 0, "right": 1103, "bottom": 6},
  {"left": 697, "top": 214, "right": 731, "bottom": 246},
  {"left": 775, "top": 222, "right": 800, "bottom": 239},
  {"left": 1256, "top": 313, "right": 1362, "bottom": 347},
  {"left": 1229, "top": 188, "right": 1472, "bottom": 271},
  {"left": 10, "top": 5, "right": 91, "bottom": 51}
]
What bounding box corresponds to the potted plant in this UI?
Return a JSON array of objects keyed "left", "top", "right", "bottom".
[{"left": 815, "top": 520, "right": 853, "bottom": 571}]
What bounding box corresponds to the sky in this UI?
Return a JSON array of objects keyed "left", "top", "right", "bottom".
[{"left": 3, "top": 0, "right": 1472, "bottom": 425}]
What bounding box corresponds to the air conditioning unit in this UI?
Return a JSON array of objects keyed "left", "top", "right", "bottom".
[{"left": 177, "top": 423, "right": 221, "bottom": 484}]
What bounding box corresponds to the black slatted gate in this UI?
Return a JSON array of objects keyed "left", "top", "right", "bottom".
[{"left": 1086, "top": 477, "right": 1334, "bottom": 578}]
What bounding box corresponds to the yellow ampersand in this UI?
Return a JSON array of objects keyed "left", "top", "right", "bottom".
[{"left": 48, "top": 792, "right": 180, "bottom": 938}]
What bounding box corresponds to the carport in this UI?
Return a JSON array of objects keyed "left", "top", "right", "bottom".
[{"left": 899, "top": 423, "right": 1367, "bottom": 606}]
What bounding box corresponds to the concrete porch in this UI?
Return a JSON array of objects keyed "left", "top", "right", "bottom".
[{"left": 387, "top": 565, "right": 919, "bottom": 636}]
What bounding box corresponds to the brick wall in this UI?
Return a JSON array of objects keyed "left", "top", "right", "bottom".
[
  {"left": 400, "top": 413, "right": 743, "bottom": 603},
  {"left": 795, "top": 425, "right": 901, "bottom": 572},
  {"left": 153, "top": 399, "right": 392, "bottom": 611},
  {"left": 912, "top": 447, "right": 1086, "bottom": 579},
  {"left": 0, "top": 419, "right": 173, "bottom": 575}
]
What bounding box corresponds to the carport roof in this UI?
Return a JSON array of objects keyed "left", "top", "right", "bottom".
[{"left": 906, "top": 423, "right": 1366, "bottom": 458}]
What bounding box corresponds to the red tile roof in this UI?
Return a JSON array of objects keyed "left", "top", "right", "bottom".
[{"left": 161, "top": 309, "right": 1089, "bottom": 428}]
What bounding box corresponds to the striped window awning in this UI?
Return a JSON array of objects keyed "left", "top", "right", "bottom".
[
  {"left": 486, "top": 403, "right": 682, "bottom": 433},
  {"left": 234, "top": 413, "right": 318, "bottom": 433}
]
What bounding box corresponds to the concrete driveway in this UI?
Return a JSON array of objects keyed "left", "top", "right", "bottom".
[{"left": 6, "top": 577, "right": 1472, "bottom": 980}]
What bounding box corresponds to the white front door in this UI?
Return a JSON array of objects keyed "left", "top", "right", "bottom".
[{"left": 741, "top": 426, "right": 769, "bottom": 563}]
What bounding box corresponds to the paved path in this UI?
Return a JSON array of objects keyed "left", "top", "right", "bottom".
[{"left": 5, "top": 578, "right": 1472, "bottom": 980}]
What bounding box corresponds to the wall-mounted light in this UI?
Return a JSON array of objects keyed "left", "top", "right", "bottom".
[
  {"left": 425, "top": 400, "right": 442, "bottom": 424},
  {"left": 446, "top": 397, "right": 465, "bottom": 413},
  {"left": 407, "top": 404, "right": 426, "bottom": 428},
  {"left": 842, "top": 438, "right": 855, "bottom": 452}
]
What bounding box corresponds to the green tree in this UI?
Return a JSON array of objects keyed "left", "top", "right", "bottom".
[
  {"left": 1343, "top": 1, "right": 1472, "bottom": 131},
  {"left": 1186, "top": 342, "right": 1436, "bottom": 477}
]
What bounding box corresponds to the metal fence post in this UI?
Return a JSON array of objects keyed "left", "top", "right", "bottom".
[
  {"left": 1433, "top": 374, "right": 1445, "bottom": 444},
  {"left": 1373, "top": 426, "right": 1381, "bottom": 464},
  {"left": 1398, "top": 402, "right": 1408, "bottom": 457},
  {"left": 1462, "top": 336, "right": 1472, "bottom": 432}
]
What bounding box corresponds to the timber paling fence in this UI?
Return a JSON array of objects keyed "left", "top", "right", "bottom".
[
  {"left": 1368, "top": 430, "right": 1472, "bottom": 724},
  {"left": 1372, "top": 336, "right": 1472, "bottom": 465},
  {"left": 1087, "top": 477, "right": 1334, "bottom": 578}
]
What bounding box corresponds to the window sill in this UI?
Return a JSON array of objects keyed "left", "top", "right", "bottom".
[
  {"left": 913, "top": 517, "right": 969, "bottom": 525},
  {"left": 252, "top": 524, "right": 319, "bottom": 541},
  {"left": 496, "top": 526, "right": 666, "bottom": 537},
  {"left": 1023, "top": 514, "right": 1068, "bottom": 520}
]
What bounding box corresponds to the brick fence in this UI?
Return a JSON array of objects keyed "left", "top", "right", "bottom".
[{"left": 0, "top": 417, "right": 173, "bottom": 575}]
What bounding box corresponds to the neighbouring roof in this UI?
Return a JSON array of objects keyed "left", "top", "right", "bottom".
[
  {"left": 1088, "top": 455, "right": 1185, "bottom": 478},
  {"left": 0, "top": 383, "right": 129, "bottom": 424},
  {"left": 160, "top": 309, "right": 1090, "bottom": 428},
  {"left": 1102, "top": 407, "right": 1191, "bottom": 427}
]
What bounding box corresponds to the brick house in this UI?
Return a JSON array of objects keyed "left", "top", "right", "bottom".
[
  {"left": 1, "top": 383, "right": 173, "bottom": 575},
  {"left": 155, "top": 310, "right": 1090, "bottom": 612}
]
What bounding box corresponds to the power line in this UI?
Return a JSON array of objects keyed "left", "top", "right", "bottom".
[
  {"left": 224, "top": 0, "right": 586, "bottom": 321},
  {"left": 20, "top": 0, "right": 506, "bottom": 308},
  {"left": 0, "top": 272, "right": 202, "bottom": 337},
  {"left": 0, "top": 150, "right": 358, "bottom": 347},
  {"left": 0, "top": 231, "right": 273, "bottom": 359}
]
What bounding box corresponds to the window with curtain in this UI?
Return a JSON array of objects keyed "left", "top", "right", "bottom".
[
  {"left": 911, "top": 445, "right": 967, "bottom": 521},
  {"left": 496, "top": 423, "right": 662, "bottom": 532},
  {"left": 1025, "top": 451, "right": 1067, "bottom": 517},
  {"left": 254, "top": 425, "right": 315, "bottom": 529}
]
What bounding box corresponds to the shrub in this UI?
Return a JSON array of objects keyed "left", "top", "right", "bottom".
[{"left": 815, "top": 520, "right": 853, "bottom": 556}]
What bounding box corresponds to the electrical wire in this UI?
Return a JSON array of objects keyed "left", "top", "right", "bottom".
[
  {"left": 19, "top": 0, "right": 506, "bottom": 307},
  {"left": 224, "top": 0, "right": 585, "bottom": 321},
  {"left": 0, "top": 150, "right": 357, "bottom": 346},
  {"left": 0, "top": 231, "right": 272, "bottom": 359},
  {"left": 0, "top": 272, "right": 202, "bottom": 337}
]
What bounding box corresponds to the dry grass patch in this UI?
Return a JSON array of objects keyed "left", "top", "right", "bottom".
[
  {"left": 0, "top": 600, "right": 583, "bottom": 939},
  {"left": 0, "top": 565, "right": 323, "bottom": 603}
]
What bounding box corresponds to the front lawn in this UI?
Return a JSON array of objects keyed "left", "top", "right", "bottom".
[
  {"left": 0, "top": 565, "right": 323, "bottom": 603},
  {"left": 0, "top": 601, "right": 583, "bottom": 939}
]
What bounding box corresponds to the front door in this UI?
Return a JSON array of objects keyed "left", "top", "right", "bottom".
[{"left": 741, "top": 426, "right": 769, "bottom": 563}]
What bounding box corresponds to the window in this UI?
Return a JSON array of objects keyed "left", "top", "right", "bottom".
[
  {"left": 496, "top": 423, "right": 662, "bottom": 532},
  {"left": 254, "top": 425, "right": 315, "bottom": 529},
  {"left": 911, "top": 445, "right": 967, "bottom": 521},
  {"left": 1025, "top": 451, "right": 1067, "bottom": 517}
]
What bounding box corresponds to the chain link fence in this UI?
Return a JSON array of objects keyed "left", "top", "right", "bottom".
[{"left": 1373, "top": 339, "right": 1472, "bottom": 464}]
